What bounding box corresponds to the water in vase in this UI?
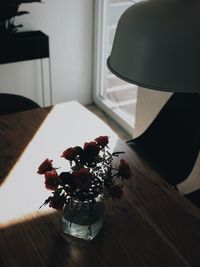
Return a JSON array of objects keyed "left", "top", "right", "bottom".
[
  {"left": 61, "top": 216, "right": 104, "bottom": 240},
  {"left": 61, "top": 200, "right": 104, "bottom": 241}
]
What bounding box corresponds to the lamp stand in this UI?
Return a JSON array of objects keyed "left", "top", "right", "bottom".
[{"left": 127, "top": 93, "right": 200, "bottom": 194}]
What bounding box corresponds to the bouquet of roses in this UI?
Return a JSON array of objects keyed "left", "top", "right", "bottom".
[{"left": 37, "top": 136, "right": 131, "bottom": 211}]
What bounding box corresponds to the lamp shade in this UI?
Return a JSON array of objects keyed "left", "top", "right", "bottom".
[{"left": 107, "top": 0, "right": 200, "bottom": 92}]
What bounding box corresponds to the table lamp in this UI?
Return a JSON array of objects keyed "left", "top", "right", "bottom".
[{"left": 107, "top": 0, "right": 200, "bottom": 205}]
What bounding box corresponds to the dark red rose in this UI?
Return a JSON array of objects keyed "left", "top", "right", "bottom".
[
  {"left": 95, "top": 136, "right": 109, "bottom": 148},
  {"left": 49, "top": 194, "right": 65, "bottom": 211},
  {"left": 82, "top": 142, "right": 100, "bottom": 164},
  {"left": 37, "top": 158, "right": 53, "bottom": 174},
  {"left": 45, "top": 170, "right": 59, "bottom": 190},
  {"left": 84, "top": 142, "right": 100, "bottom": 155},
  {"left": 74, "top": 168, "right": 92, "bottom": 189},
  {"left": 118, "top": 159, "right": 131, "bottom": 179},
  {"left": 109, "top": 185, "right": 123, "bottom": 199},
  {"left": 61, "top": 147, "right": 79, "bottom": 161},
  {"left": 59, "top": 172, "right": 77, "bottom": 190}
]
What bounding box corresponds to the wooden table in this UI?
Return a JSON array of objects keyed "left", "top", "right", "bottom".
[{"left": 0, "top": 101, "right": 200, "bottom": 267}]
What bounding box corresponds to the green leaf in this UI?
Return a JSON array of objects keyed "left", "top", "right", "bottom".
[
  {"left": 71, "top": 165, "right": 81, "bottom": 171},
  {"left": 39, "top": 196, "right": 52, "bottom": 209}
]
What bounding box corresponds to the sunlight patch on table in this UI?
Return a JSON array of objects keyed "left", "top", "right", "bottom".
[{"left": 0, "top": 101, "right": 118, "bottom": 224}]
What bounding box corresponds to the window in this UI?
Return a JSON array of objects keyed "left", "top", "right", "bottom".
[{"left": 94, "top": 0, "right": 140, "bottom": 136}]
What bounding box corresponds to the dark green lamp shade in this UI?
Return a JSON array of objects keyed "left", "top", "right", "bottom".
[{"left": 107, "top": 0, "right": 200, "bottom": 93}]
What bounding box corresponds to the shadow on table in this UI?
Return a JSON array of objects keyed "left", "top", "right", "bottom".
[
  {"left": 0, "top": 107, "right": 52, "bottom": 186},
  {"left": 0, "top": 194, "right": 189, "bottom": 267},
  {"left": 0, "top": 209, "right": 122, "bottom": 267}
]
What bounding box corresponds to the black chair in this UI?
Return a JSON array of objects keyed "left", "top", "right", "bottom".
[
  {"left": 127, "top": 93, "right": 200, "bottom": 206},
  {"left": 0, "top": 93, "right": 40, "bottom": 116}
]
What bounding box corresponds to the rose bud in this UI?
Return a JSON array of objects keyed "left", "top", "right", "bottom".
[
  {"left": 37, "top": 158, "right": 53, "bottom": 174},
  {"left": 118, "top": 159, "right": 131, "bottom": 179},
  {"left": 95, "top": 136, "right": 109, "bottom": 148},
  {"left": 61, "top": 147, "right": 79, "bottom": 161},
  {"left": 49, "top": 194, "right": 65, "bottom": 211},
  {"left": 109, "top": 185, "right": 123, "bottom": 199},
  {"left": 45, "top": 170, "right": 59, "bottom": 190}
]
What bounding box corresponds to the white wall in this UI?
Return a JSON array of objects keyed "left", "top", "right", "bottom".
[{"left": 0, "top": 0, "right": 94, "bottom": 106}]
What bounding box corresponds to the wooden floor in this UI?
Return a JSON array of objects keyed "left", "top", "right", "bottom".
[{"left": 85, "top": 104, "right": 131, "bottom": 141}]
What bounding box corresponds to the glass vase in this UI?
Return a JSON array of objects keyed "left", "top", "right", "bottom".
[{"left": 61, "top": 197, "right": 104, "bottom": 241}]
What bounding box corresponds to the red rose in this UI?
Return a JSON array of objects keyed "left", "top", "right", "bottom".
[
  {"left": 95, "top": 136, "right": 109, "bottom": 148},
  {"left": 84, "top": 142, "right": 100, "bottom": 155},
  {"left": 37, "top": 158, "right": 53, "bottom": 174},
  {"left": 118, "top": 159, "right": 131, "bottom": 179},
  {"left": 61, "top": 147, "right": 79, "bottom": 161},
  {"left": 74, "top": 168, "right": 92, "bottom": 189},
  {"left": 45, "top": 170, "right": 59, "bottom": 190},
  {"left": 49, "top": 194, "right": 65, "bottom": 211},
  {"left": 109, "top": 185, "right": 123, "bottom": 199},
  {"left": 82, "top": 142, "right": 100, "bottom": 163}
]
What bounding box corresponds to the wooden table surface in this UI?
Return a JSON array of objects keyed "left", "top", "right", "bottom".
[{"left": 0, "top": 101, "right": 200, "bottom": 267}]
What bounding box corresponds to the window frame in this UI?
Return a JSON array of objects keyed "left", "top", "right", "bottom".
[{"left": 93, "top": 0, "right": 135, "bottom": 137}]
